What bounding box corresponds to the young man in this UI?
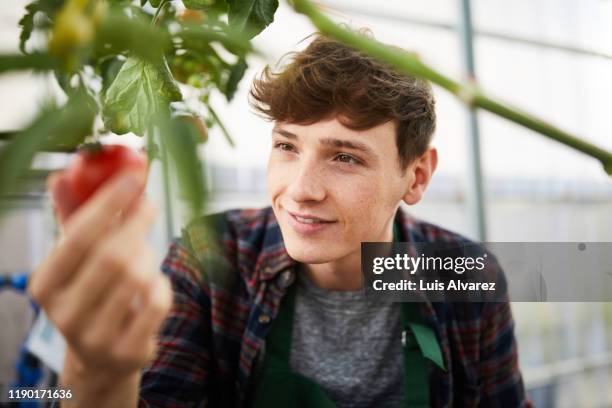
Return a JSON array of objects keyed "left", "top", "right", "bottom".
[{"left": 30, "top": 34, "right": 530, "bottom": 407}]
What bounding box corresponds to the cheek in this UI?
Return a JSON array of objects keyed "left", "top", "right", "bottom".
[
  {"left": 335, "top": 173, "right": 400, "bottom": 234},
  {"left": 334, "top": 178, "right": 381, "bottom": 223},
  {"left": 266, "top": 157, "right": 284, "bottom": 199}
]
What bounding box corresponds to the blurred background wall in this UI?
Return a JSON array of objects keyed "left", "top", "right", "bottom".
[{"left": 1, "top": 0, "right": 611, "bottom": 406}]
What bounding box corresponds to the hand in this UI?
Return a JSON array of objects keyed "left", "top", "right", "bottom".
[{"left": 29, "top": 171, "right": 173, "bottom": 391}]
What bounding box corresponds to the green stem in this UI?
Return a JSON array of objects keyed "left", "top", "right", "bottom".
[
  {"left": 474, "top": 94, "right": 612, "bottom": 167},
  {"left": 152, "top": 0, "right": 171, "bottom": 26},
  {"left": 208, "top": 106, "right": 235, "bottom": 147},
  {"left": 291, "top": 0, "right": 612, "bottom": 176},
  {"left": 0, "top": 53, "right": 57, "bottom": 74}
]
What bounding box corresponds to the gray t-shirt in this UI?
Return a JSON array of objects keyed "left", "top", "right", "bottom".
[{"left": 289, "top": 271, "right": 405, "bottom": 408}]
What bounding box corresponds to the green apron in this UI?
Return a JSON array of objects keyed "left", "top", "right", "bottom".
[{"left": 253, "top": 224, "right": 445, "bottom": 408}]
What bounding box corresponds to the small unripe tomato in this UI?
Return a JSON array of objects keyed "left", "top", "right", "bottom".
[{"left": 48, "top": 3, "right": 94, "bottom": 59}]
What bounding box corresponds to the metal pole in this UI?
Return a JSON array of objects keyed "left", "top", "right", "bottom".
[{"left": 458, "top": 0, "right": 487, "bottom": 241}]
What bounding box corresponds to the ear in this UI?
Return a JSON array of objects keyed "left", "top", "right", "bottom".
[{"left": 402, "top": 147, "right": 438, "bottom": 205}]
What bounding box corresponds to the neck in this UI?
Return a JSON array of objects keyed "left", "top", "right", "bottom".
[
  {"left": 302, "top": 219, "right": 395, "bottom": 291},
  {"left": 302, "top": 251, "right": 363, "bottom": 291}
]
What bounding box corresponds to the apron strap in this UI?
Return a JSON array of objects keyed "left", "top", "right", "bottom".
[
  {"left": 263, "top": 282, "right": 297, "bottom": 372},
  {"left": 394, "top": 220, "right": 446, "bottom": 407},
  {"left": 401, "top": 302, "right": 447, "bottom": 408},
  {"left": 401, "top": 304, "right": 446, "bottom": 372},
  {"left": 255, "top": 282, "right": 337, "bottom": 407}
]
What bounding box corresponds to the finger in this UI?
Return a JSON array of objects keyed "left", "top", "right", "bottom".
[
  {"left": 113, "top": 199, "right": 158, "bottom": 242},
  {"left": 88, "top": 275, "right": 144, "bottom": 341},
  {"left": 116, "top": 275, "right": 172, "bottom": 356},
  {"left": 77, "top": 256, "right": 155, "bottom": 357},
  {"left": 58, "top": 202, "right": 157, "bottom": 320},
  {"left": 106, "top": 251, "right": 157, "bottom": 335},
  {"left": 29, "top": 171, "right": 146, "bottom": 302}
]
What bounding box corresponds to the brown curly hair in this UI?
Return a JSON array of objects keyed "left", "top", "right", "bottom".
[{"left": 249, "top": 31, "right": 436, "bottom": 169}]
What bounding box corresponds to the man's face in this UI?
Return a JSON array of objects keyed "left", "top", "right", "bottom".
[{"left": 267, "top": 116, "right": 413, "bottom": 265}]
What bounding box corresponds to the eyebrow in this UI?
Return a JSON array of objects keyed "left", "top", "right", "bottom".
[{"left": 272, "top": 127, "right": 376, "bottom": 157}]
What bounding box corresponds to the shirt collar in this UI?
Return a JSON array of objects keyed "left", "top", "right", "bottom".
[{"left": 255, "top": 209, "right": 297, "bottom": 281}]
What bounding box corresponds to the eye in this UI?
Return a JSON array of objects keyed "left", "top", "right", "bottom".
[
  {"left": 274, "top": 142, "right": 295, "bottom": 152},
  {"left": 334, "top": 153, "right": 362, "bottom": 165}
]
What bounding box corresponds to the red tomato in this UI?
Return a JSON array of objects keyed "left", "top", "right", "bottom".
[{"left": 67, "top": 144, "right": 147, "bottom": 206}]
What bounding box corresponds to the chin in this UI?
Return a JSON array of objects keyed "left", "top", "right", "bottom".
[
  {"left": 285, "top": 246, "right": 338, "bottom": 265},
  {"left": 282, "top": 233, "right": 344, "bottom": 264}
]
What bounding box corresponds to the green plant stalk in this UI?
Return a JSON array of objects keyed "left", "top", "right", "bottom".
[
  {"left": 0, "top": 131, "right": 78, "bottom": 152},
  {"left": 0, "top": 53, "right": 57, "bottom": 74},
  {"left": 291, "top": 0, "right": 612, "bottom": 176},
  {"left": 159, "top": 116, "right": 207, "bottom": 220},
  {"left": 152, "top": 0, "right": 171, "bottom": 26},
  {"left": 208, "top": 106, "right": 235, "bottom": 147}
]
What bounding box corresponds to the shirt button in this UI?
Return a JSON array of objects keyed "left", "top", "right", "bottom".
[
  {"left": 278, "top": 270, "right": 295, "bottom": 288},
  {"left": 402, "top": 330, "right": 417, "bottom": 349},
  {"left": 258, "top": 314, "right": 271, "bottom": 324}
]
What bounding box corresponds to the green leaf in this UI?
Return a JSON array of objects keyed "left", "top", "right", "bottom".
[
  {"left": 182, "top": 0, "right": 215, "bottom": 9},
  {"left": 159, "top": 116, "right": 207, "bottom": 220},
  {"left": 37, "top": 0, "right": 64, "bottom": 15},
  {"left": 199, "top": 53, "right": 224, "bottom": 86},
  {"left": 227, "top": 0, "right": 278, "bottom": 38},
  {"left": 100, "top": 57, "right": 125, "bottom": 98},
  {"left": 18, "top": 2, "right": 39, "bottom": 54},
  {"left": 95, "top": 10, "right": 171, "bottom": 64},
  {"left": 54, "top": 71, "right": 75, "bottom": 96},
  {"left": 0, "top": 92, "right": 95, "bottom": 204},
  {"left": 224, "top": 57, "right": 247, "bottom": 101},
  {"left": 102, "top": 57, "right": 182, "bottom": 136},
  {"left": 185, "top": 0, "right": 229, "bottom": 20},
  {"left": 18, "top": 0, "right": 64, "bottom": 51},
  {"left": 177, "top": 24, "right": 253, "bottom": 57}
]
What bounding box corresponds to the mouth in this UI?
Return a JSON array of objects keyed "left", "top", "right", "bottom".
[
  {"left": 289, "top": 211, "right": 333, "bottom": 223},
  {"left": 286, "top": 210, "right": 337, "bottom": 234}
]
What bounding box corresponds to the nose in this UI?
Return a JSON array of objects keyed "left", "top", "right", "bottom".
[{"left": 286, "top": 156, "right": 326, "bottom": 203}]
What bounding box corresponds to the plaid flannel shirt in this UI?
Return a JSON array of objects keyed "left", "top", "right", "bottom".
[{"left": 139, "top": 206, "right": 531, "bottom": 408}]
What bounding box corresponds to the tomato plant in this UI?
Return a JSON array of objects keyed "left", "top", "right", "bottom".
[{"left": 0, "top": 0, "right": 280, "bottom": 220}]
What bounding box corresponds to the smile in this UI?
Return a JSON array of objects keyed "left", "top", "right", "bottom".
[{"left": 287, "top": 211, "right": 337, "bottom": 234}]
